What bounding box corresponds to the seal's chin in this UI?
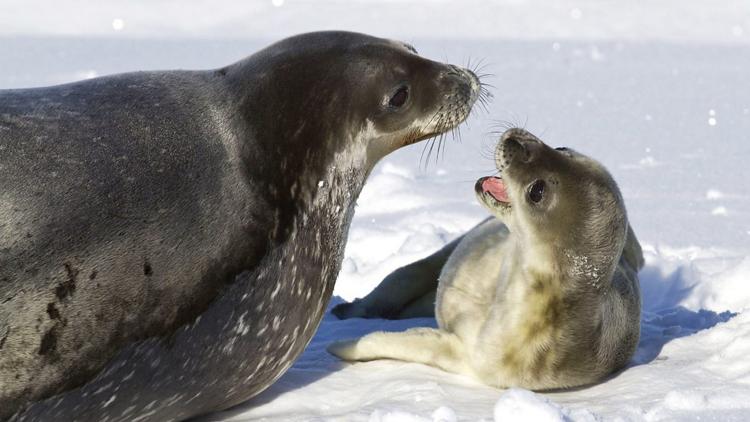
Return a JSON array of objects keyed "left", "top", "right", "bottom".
[
  {"left": 475, "top": 176, "right": 512, "bottom": 214},
  {"left": 405, "top": 130, "right": 441, "bottom": 146}
]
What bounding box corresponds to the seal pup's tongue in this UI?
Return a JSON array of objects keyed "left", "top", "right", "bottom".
[{"left": 482, "top": 177, "right": 509, "bottom": 202}]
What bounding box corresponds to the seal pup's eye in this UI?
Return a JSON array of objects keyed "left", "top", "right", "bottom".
[
  {"left": 389, "top": 86, "right": 409, "bottom": 108},
  {"left": 528, "top": 180, "right": 546, "bottom": 203}
]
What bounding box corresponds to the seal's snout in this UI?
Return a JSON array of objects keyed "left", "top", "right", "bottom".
[
  {"left": 444, "top": 64, "right": 464, "bottom": 77},
  {"left": 441, "top": 64, "right": 481, "bottom": 103},
  {"left": 497, "top": 128, "right": 542, "bottom": 169},
  {"left": 416, "top": 62, "right": 482, "bottom": 144}
]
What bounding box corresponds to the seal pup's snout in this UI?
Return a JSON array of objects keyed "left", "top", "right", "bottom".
[
  {"left": 497, "top": 128, "right": 542, "bottom": 169},
  {"left": 479, "top": 127, "right": 549, "bottom": 219}
]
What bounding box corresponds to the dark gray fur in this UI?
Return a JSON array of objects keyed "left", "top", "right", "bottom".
[{"left": 0, "top": 31, "right": 479, "bottom": 420}]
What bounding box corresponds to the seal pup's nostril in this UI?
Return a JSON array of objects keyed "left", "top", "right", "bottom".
[
  {"left": 500, "top": 129, "right": 542, "bottom": 164},
  {"left": 501, "top": 135, "right": 529, "bottom": 163}
]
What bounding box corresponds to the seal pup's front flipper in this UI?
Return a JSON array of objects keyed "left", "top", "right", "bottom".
[{"left": 622, "top": 224, "right": 644, "bottom": 272}]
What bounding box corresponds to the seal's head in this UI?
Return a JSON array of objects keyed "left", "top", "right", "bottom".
[
  {"left": 228, "top": 31, "right": 484, "bottom": 176},
  {"left": 475, "top": 128, "right": 628, "bottom": 270},
  {"left": 225, "top": 31, "right": 485, "bottom": 241}
]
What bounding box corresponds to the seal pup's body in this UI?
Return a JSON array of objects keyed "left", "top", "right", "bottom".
[
  {"left": 329, "top": 129, "right": 642, "bottom": 389},
  {"left": 0, "top": 31, "right": 481, "bottom": 420}
]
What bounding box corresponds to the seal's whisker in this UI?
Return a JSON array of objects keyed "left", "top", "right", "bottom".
[
  {"left": 469, "top": 57, "right": 497, "bottom": 86},
  {"left": 438, "top": 130, "right": 449, "bottom": 163},
  {"left": 475, "top": 90, "right": 492, "bottom": 114},
  {"left": 470, "top": 57, "right": 483, "bottom": 72},
  {"left": 441, "top": 133, "right": 450, "bottom": 161},
  {"left": 471, "top": 58, "right": 492, "bottom": 76},
  {"left": 421, "top": 124, "right": 448, "bottom": 169},
  {"left": 451, "top": 124, "right": 463, "bottom": 145},
  {"left": 436, "top": 133, "right": 447, "bottom": 162},
  {"left": 437, "top": 136, "right": 446, "bottom": 165},
  {"left": 420, "top": 138, "right": 435, "bottom": 169},
  {"left": 479, "top": 82, "right": 497, "bottom": 91},
  {"left": 429, "top": 136, "right": 439, "bottom": 167},
  {"left": 488, "top": 120, "right": 516, "bottom": 132},
  {"left": 479, "top": 149, "right": 499, "bottom": 161},
  {"left": 475, "top": 70, "right": 495, "bottom": 79}
]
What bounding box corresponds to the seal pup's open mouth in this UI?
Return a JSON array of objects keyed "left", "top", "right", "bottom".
[
  {"left": 481, "top": 176, "right": 509, "bottom": 203},
  {"left": 475, "top": 175, "right": 512, "bottom": 212}
]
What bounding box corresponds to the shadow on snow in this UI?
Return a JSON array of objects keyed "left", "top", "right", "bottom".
[{"left": 200, "top": 262, "right": 737, "bottom": 419}]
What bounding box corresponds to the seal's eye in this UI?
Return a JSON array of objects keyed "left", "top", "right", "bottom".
[
  {"left": 389, "top": 86, "right": 409, "bottom": 108},
  {"left": 528, "top": 180, "right": 545, "bottom": 203}
]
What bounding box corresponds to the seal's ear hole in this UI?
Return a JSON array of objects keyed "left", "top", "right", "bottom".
[
  {"left": 389, "top": 86, "right": 409, "bottom": 108},
  {"left": 528, "top": 180, "right": 546, "bottom": 203}
]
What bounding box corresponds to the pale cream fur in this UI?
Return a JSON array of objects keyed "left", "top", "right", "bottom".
[{"left": 328, "top": 128, "right": 642, "bottom": 390}]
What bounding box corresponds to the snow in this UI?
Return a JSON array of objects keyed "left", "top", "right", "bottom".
[{"left": 2, "top": 1, "right": 750, "bottom": 421}]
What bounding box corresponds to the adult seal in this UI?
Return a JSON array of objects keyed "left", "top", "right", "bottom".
[
  {"left": 0, "top": 31, "right": 482, "bottom": 420},
  {"left": 330, "top": 128, "right": 643, "bottom": 390}
]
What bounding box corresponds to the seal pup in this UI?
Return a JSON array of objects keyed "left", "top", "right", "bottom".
[
  {"left": 329, "top": 128, "right": 643, "bottom": 390},
  {"left": 0, "top": 31, "right": 483, "bottom": 420}
]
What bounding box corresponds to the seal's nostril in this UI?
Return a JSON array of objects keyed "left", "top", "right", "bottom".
[
  {"left": 497, "top": 132, "right": 536, "bottom": 166},
  {"left": 504, "top": 136, "right": 525, "bottom": 155}
]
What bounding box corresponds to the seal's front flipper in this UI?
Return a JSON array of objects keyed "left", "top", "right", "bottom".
[
  {"left": 331, "top": 236, "right": 463, "bottom": 320},
  {"left": 327, "top": 327, "right": 470, "bottom": 375},
  {"left": 622, "top": 223, "right": 644, "bottom": 272}
]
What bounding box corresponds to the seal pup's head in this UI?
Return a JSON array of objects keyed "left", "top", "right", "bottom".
[{"left": 475, "top": 128, "right": 628, "bottom": 280}]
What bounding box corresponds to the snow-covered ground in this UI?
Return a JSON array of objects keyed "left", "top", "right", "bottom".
[{"left": 2, "top": 1, "right": 750, "bottom": 420}]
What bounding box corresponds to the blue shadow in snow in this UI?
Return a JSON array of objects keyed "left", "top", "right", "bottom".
[{"left": 631, "top": 264, "right": 737, "bottom": 365}]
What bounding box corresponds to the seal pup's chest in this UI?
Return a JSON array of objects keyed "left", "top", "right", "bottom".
[
  {"left": 435, "top": 219, "right": 566, "bottom": 367},
  {"left": 435, "top": 219, "right": 511, "bottom": 339}
]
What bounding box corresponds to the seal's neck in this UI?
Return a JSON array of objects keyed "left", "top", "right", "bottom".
[
  {"left": 278, "top": 132, "right": 374, "bottom": 255},
  {"left": 506, "top": 228, "right": 621, "bottom": 295},
  {"left": 506, "top": 230, "right": 560, "bottom": 278},
  {"left": 561, "top": 249, "right": 616, "bottom": 292}
]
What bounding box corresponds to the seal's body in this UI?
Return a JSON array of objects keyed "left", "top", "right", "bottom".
[
  {"left": 330, "top": 129, "right": 643, "bottom": 390},
  {"left": 0, "top": 31, "right": 481, "bottom": 420}
]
